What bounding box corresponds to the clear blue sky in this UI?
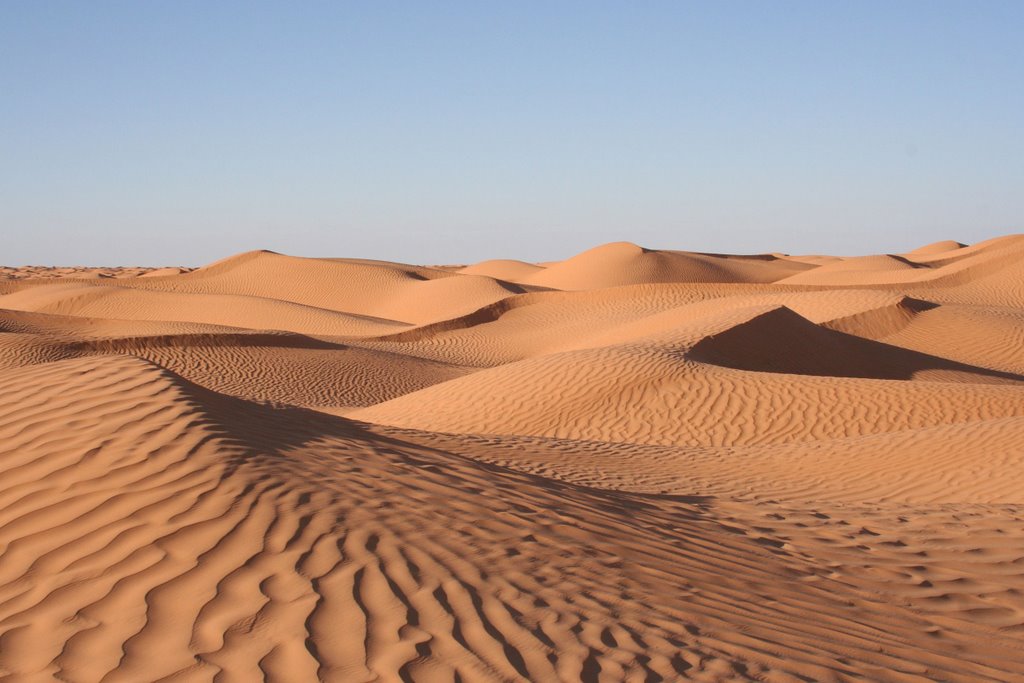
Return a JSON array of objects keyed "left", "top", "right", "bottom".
[{"left": 2, "top": 1, "right": 1022, "bottom": 266}]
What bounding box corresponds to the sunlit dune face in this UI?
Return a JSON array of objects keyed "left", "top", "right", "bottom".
[{"left": 1, "top": 236, "right": 1024, "bottom": 681}]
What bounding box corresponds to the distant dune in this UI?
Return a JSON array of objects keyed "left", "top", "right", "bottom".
[{"left": 2, "top": 236, "right": 1024, "bottom": 681}]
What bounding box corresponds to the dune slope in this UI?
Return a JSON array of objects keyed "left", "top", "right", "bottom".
[{"left": 1, "top": 235, "right": 1023, "bottom": 681}]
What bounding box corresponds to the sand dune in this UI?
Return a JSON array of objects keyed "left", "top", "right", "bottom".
[
  {"left": 509, "top": 242, "right": 813, "bottom": 290},
  {"left": 1, "top": 235, "right": 1023, "bottom": 681}
]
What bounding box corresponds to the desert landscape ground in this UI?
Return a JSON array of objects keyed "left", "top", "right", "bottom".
[{"left": 1, "top": 235, "right": 1023, "bottom": 682}]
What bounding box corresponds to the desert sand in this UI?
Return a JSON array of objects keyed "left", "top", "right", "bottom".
[{"left": 1, "top": 236, "right": 1024, "bottom": 681}]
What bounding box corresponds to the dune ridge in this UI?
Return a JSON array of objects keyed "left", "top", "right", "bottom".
[{"left": 1, "top": 235, "right": 1023, "bottom": 681}]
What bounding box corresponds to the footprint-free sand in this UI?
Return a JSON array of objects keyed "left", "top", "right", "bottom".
[{"left": 2, "top": 236, "right": 1024, "bottom": 681}]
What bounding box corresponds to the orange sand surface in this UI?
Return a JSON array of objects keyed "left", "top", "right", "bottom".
[{"left": 2, "top": 237, "right": 1024, "bottom": 681}]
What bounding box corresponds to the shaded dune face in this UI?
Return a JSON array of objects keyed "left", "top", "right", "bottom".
[
  {"left": 1, "top": 235, "right": 1024, "bottom": 682},
  {"left": 687, "top": 304, "right": 1022, "bottom": 382}
]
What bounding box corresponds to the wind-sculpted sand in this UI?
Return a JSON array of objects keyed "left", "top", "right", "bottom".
[{"left": 1, "top": 237, "right": 1023, "bottom": 681}]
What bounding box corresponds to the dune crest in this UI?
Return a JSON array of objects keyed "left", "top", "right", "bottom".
[{"left": 2, "top": 235, "right": 1024, "bottom": 681}]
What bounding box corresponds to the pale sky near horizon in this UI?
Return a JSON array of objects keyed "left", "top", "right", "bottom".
[{"left": 2, "top": 1, "right": 1022, "bottom": 266}]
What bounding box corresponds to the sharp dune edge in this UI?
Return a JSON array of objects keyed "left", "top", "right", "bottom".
[{"left": 2, "top": 238, "right": 1024, "bottom": 682}]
